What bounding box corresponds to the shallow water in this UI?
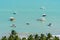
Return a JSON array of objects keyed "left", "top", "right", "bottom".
[{"left": 0, "top": 0, "right": 60, "bottom": 37}]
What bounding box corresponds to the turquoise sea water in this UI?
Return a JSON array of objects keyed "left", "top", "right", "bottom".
[{"left": 0, "top": 0, "right": 60, "bottom": 37}]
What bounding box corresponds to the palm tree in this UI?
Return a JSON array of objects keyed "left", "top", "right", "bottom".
[
  {"left": 27, "top": 34, "right": 34, "bottom": 40},
  {"left": 46, "top": 33, "right": 52, "bottom": 40},
  {"left": 1, "top": 36, "right": 7, "bottom": 40},
  {"left": 40, "top": 34, "right": 46, "bottom": 40},
  {"left": 8, "top": 30, "right": 16, "bottom": 40},
  {"left": 8, "top": 30, "right": 21, "bottom": 40},
  {"left": 53, "top": 36, "right": 59, "bottom": 40},
  {"left": 34, "top": 34, "right": 39, "bottom": 40},
  {"left": 8, "top": 35, "right": 14, "bottom": 40},
  {"left": 14, "top": 35, "right": 21, "bottom": 40},
  {"left": 22, "top": 37, "right": 26, "bottom": 40}
]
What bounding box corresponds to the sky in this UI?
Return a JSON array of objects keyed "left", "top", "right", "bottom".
[{"left": 0, "top": 0, "right": 60, "bottom": 37}]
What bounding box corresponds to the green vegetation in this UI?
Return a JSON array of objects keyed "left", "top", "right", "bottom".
[{"left": 1, "top": 30, "right": 60, "bottom": 40}]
